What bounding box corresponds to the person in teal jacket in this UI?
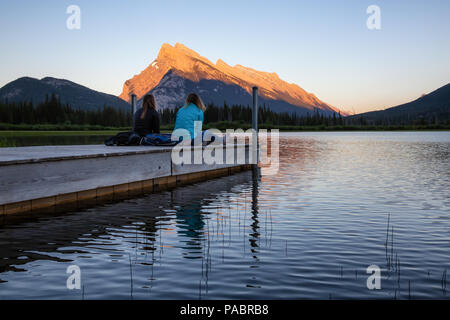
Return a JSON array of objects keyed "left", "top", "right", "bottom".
[{"left": 173, "top": 93, "right": 205, "bottom": 140}]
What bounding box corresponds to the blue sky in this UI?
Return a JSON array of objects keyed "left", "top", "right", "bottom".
[{"left": 0, "top": 0, "right": 449, "bottom": 113}]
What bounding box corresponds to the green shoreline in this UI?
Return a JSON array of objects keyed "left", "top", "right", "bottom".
[{"left": 1, "top": 122, "right": 450, "bottom": 133}]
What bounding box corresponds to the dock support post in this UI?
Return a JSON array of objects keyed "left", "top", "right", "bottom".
[
  {"left": 131, "top": 94, "right": 137, "bottom": 116},
  {"left": 131, "top": 94, "right": 137, "bottom": 130},
  {"left": 252, "top": 87, "right": 260, "bottom": 176}
]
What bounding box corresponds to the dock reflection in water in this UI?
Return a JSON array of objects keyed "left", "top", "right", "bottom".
[{"left": 0, "top": 171, "right": 262, "bottom": 299}]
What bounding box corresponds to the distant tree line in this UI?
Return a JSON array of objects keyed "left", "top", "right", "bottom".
[
  {"left": 0, "top": 94, "right": 131, "bottom": 127},
  {"left": 3, "top": 95, "right": 446, "bottom": 129},
  {"left": 160, "top": 102, "right": 345, "bottom": 127},
  {"left": 346, "top": 112, "right": 450, "bottom": 126},
  {"left": 0, "top": 97, "right": 346, "bottom": 128}
]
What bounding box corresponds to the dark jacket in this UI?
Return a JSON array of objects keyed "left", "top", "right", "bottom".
[{"left": 133, "top": 107, "right": 160, "bottom": 136}]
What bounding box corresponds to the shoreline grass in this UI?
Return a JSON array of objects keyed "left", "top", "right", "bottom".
[
  {"left": 0, "top": 122, "right": 131, "bottom": 132},
  {"left": 0, "top": 122, "right": 449, "bottom": 134},
  {"left": 0, "top": 130, "right": 122, "bottom": 137},
  {"left": 206, "top": 123, "right": 450, "bottom": 131}
]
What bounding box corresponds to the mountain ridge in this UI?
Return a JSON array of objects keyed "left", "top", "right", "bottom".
[
  {"left": 120, "top": 43, "right": 343, "bottom": 115},
  {"left": 348, "top": 83, "right": 450, "bottom": 123},
  {"left": 0, "top": 76, "right": 130, "bottom": 111}
]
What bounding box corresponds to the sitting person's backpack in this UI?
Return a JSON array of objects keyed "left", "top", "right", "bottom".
[
  {"left": 105, "top": 131, "right": 141, "bottom": 146},
  {"left": 140, "top": 133, "right": 180, "bottom": 146}
]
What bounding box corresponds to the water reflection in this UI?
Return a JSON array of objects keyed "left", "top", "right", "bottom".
[
  {"left": 0, "top": 171, "right": 259, "bottom": 299},
  {"left": 1, "top": 132, "right": 449, "bottom": 299},
  {"left": 175, "top": 202, "right": 205, "bottom": 258},
  {"left": 250, "top": 167, "right": 260, "bottom": 255}
]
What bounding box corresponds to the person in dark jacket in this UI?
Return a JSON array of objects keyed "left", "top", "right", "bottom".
[{"left": 133, "top": 94, "right": 160, "bottom": 136}]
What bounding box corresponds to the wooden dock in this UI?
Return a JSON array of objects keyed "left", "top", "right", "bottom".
[{"left": 0, "top": 144, "right": 251, "bottom": 217}]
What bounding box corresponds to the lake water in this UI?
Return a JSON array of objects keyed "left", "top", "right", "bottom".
[{"left": 1, "top": 131, "right": 449, "bottom": 299}]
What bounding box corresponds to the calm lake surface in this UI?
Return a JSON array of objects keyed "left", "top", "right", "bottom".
[{"left": 1, "top": 131, "right": 449, "bottom": 299}]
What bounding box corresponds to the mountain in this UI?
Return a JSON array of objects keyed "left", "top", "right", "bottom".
[
  {"left": 120, "top": 43, "right": 343, "bottom": 115},
  {"left": 0, "top": 77, "right": 131, "bottom": 111},
  {"left": 348, "top": 83, "right": 450, "bottom": 124}
]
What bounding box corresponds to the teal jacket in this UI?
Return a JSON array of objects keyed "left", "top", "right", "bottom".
[{"left": 173, "top": 103, "right": 204, "bottom": 139}]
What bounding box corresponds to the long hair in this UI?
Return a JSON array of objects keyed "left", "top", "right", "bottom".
[
  {"left": 185, "top": 93, "right": 205, "bottom": 111},
  {"left": 141, "top": 94, "right": 156, "bottom": 119}
]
